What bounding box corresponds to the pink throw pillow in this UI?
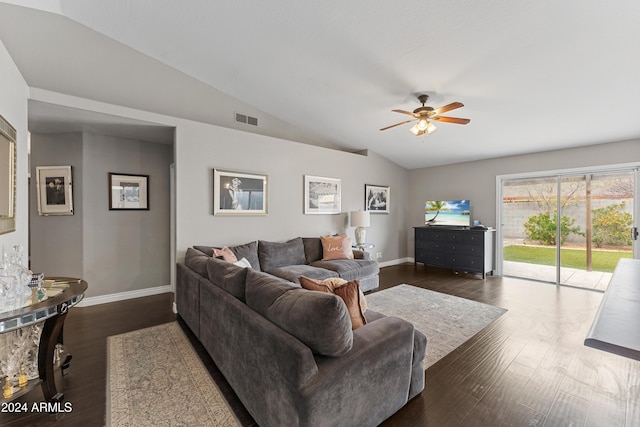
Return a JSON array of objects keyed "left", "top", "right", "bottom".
[
  {"left": 321, "top": 235, "right": 354, "bottom": 261},
  {"left": 213, "top": 246, "right": 238, "bottom": 263}
]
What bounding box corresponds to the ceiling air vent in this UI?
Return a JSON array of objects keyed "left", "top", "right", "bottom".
[{"left": 235, "top": 112, "right": 258, "bottom": 127}]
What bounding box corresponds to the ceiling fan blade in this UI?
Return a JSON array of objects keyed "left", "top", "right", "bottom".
[
  {"left": 431, "top": 116, "right": 470, "bottom": 125},
  {"left": 432, "top": 102, "right": 464, "bottom": 116},
  {"left": 392, "top": 109, "right": 418, "bottom": 117},
  {"left": 379, "top": 119, "right": 416, "bottom": 131}
]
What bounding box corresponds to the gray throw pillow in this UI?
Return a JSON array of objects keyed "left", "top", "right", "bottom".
[{"left": 258, "top": 237, "right": 306, "bottom": 271}]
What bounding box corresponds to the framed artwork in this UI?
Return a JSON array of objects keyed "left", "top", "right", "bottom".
[
  {"left": 365, "top": 184, "right": 390, "bottom": 214},
  {"left": 304, "top": 175, "right": 341, "bottom": 214},
  {"left": 0, "top": 115, "right": 16, "bottom": 233},
  {"left": 213, "top": 169, "right": 268, "bottom": 215},
  {"left": 36, "top": 166, "right": 74, "bottom": 216},
  {"left": 109, "top": 173, "right": 149, "bottom": 210}
]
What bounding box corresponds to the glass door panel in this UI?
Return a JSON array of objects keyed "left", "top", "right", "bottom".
[
  {"left": 501, "top": 169, "right": 636, "bottom": 288},
  {"left": 559, "top": 172, "right": 635, "bottom": 290},
  {"left": 502, "top": 176, "right": 559, "bottom": 282}
]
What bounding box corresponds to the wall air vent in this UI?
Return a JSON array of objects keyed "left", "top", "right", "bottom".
[{"left": 235, "top": 112, "right": 258, "bottom": 127}]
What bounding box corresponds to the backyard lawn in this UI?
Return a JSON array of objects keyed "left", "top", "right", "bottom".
[{"left": 503, "top": 245, "right": 632, "bottom": 272}]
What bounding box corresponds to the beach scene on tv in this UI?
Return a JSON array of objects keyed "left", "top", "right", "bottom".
[{"left": 425, "top": 200, "right": 470, "bottom": 226}]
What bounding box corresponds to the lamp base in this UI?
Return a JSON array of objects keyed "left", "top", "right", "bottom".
[{"left": 355, "top": 227, "right": 366, "bottom": 246}]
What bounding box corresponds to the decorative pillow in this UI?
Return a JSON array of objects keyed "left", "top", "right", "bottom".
[
  {"left": 213, "top": 246, "right": 238, "bottom": 263},
  {"left": 299, "top": 276, "right": 367, "bottom": 329},
  {"left": 320, "top": 235, "right": 354, "bottom": 261},
  {"left": 228, "top": 241, "right": 261, "bottom": 271},
  {"left": 258, "top": 237, "right": 307, "bottom": 271},
  {"left": 233, "top": 257, "right": 252, "bottom": 268}
]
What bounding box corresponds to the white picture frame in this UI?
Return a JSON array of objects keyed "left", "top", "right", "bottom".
[
  {"left": 36, "top": 166, "right": 74, "bottom": 216},
  {"left": 304, "top": 175, "right": 341, "bottom": 214},
  {"left": 365, "top": 184, "right": 390, "bottom": 214},
  {"left": 213, "top": 169, "right": 268, "bottom": 216}
]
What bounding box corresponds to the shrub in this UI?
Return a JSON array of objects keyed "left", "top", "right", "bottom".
[
  {"left": 524, "top": 212, "right": 583, "bottom": 245},
  {"left": 592, "top": 202, "right": 633, "bottom": 248}
]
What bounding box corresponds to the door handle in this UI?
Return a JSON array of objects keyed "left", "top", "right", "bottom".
[{"left": 633, "top": 227, "right": 639, "bottom": 241}]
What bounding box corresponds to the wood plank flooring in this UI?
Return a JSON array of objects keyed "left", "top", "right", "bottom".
[{"left": 2, "top": 263, "right": 638, "bottom": 426}]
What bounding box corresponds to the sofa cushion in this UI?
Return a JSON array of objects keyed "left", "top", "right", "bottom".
[
  {"left": 266, "top": 264, "right": 338, "bottom": 284},
  {"left": 258, "top": 237, "right": 307, "bottom": 271},
  {"left": 193, "top": 241, "right": 261, "bottom": 271},
  {"left": 229, "top": 241, "right": 261, "bottom": 271},
  {"left": 185, "top": 247, "right": 210, "bottom": 277},
  {"left": 193, "top": 245, "right": 215, "bottom": 256},
  {"left": 245, "top": 270, "right": 353, "bottom": 357},
  {"left": 310, "top": 259, "right": 380, "bottom": 282},
  {"left": 299, "top": 276, "right": 367, "bottom": 329},
  {"left": 321, "top": 235, "right": 354, "bottom": 260},
  {"left": 206, "top": 256, "right": 249, "bottom": 301},
  {"left": 302, "top": 237, "right": 323, "bottom": 264}
]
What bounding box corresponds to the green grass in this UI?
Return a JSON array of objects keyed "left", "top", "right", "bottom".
[{"left": 503, "top": 245, "right": 632, "bottom": 272}]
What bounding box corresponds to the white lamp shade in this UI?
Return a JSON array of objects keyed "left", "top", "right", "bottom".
[{"left": 350, "top": 210, "right": 370, "bottom": 227}]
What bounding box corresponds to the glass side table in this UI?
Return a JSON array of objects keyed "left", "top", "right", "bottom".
[
  {"left": 352, "top": 243, "right": 375, "bottom": 252},
  {"left": 0, "top": 278, "right": 87, "bottom": 404}
]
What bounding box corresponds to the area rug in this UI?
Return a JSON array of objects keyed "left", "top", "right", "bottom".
[
  {"left": 366, "top": 284, "right": 507, "bottom": 369},
  {"left": 107, "top": 322, "right": 240, "bottom": 427}
]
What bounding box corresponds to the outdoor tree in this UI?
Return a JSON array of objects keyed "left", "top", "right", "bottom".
[
  {"left": 523, "top": 211, "right": 584, "bottom": 245},
  {"left": 591, "top": 202, "right": 633, "bottom": 248}
]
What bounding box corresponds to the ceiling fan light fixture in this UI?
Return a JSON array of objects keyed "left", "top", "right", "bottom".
[
  {"left": 416, "top": 118, "right": 429, "bottom": 131},
  {"left": 426, "top": 121, "right": 437, "bottom": 134},
  {"left": 409, "top": 123, "right": 423, "bottom": 136}
]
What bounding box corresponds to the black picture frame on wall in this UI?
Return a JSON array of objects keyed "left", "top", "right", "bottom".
[{"left": 109, "top": 173, "right": 149, "bottom": 210}]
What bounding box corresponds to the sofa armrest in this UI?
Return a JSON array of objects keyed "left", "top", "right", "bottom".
[
  {"left": 299, "top": 316, "right": 417, "bottom": 426},
  {"left": 352, "top": 249, "right": 371, "bottom": 260}
]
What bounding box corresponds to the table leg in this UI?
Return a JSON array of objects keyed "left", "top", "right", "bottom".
[{"left": 38, "top": 310, "right": 68, "bottom": 402}]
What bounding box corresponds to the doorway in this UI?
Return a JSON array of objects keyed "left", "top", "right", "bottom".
[{"left": 499, "top": 166, "right": 638, "bottom": 290}]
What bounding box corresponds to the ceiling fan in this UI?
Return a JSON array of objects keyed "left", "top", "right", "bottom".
[{"left": 380, "top": 94, "right": 470, "bottom": 136}]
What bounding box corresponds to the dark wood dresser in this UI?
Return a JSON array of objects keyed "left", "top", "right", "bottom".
[{"left": 414, "top": 226, "right": 495, "bottom": 278}]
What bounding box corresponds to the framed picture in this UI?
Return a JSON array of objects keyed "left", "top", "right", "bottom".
[
  {"left": 304, "top": 175, "right": 341, "bottom": 214},
  {"left": 109, "top": 173, "right": 149, "bottom": 210},
  {"left": 365, "top": 184, "right": 390, "bottom": 213},
  {"left": 36, "top": 166, "right": 74, "bottom": 216},
  {"left": 213, "top": 169, "right": 268, "bottom": 215}
]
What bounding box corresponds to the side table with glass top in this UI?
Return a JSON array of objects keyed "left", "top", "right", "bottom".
[
  {"left": 352, "top": 243, "right": 375, "bottom": 252},
  {"left": 0, "top": 278, "right": 87, "bottom": 403}
]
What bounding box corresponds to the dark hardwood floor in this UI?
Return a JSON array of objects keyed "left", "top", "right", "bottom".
[{"left": 2, "top": 263, "right": 638, "bottom": 426}]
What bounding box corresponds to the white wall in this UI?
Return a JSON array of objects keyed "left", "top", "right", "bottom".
[
  {"left": 0, "top": 41, "right": 29, "bottom": 258},
  {"left": 175, "top": 120, "right": 409, "bottom": 263},
  {"left": 407, "top": 139, "right": 640, "bottom": 256}
]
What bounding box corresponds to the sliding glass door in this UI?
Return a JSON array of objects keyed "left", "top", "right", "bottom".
[{"left": 500, "top": 167, "right": 637, "bottom": 290}]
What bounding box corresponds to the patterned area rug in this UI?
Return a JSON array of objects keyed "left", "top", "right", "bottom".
[
  {"left": 366, "top": 284, "right": 507, "bottom": 369},
  {"left": 107, "top": 322, "right": 240, "bottom": 427}
]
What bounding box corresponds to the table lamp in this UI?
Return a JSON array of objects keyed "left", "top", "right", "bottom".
[{"left": 350, "top": 210, "right": 370, "bottom": 246}]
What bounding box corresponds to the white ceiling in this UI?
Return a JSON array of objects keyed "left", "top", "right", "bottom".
[{"left": 1, "top": 1, "right": 639, "bottom": 169}]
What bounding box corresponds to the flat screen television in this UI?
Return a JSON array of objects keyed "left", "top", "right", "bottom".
[{"left": 425, "top": 200, "right": 470, "bottom": 227}]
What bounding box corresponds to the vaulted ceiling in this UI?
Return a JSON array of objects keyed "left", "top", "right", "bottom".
[{"left": 1, "top": 1, "right": 639, "bottom": 169}]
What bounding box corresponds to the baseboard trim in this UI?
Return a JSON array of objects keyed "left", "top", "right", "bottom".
[
  {"left": 76, "top": 285, "right": 173, "bottom": 307},
  {"left": 379, "top": 257, "right": 413, "bottom": 268}
]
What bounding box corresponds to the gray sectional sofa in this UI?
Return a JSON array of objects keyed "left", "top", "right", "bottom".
[{"left": 176, "top": 237, "right": 427, "bottom": 427}]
